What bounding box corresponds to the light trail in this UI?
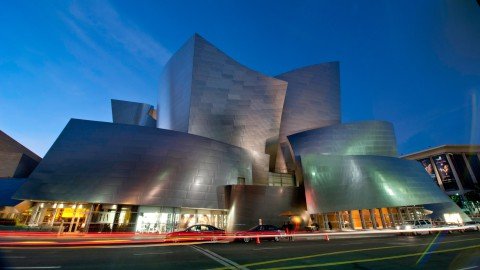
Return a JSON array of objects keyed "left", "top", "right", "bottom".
[{"left": 0, "top": 226, "right": 476, "bottom": 248}]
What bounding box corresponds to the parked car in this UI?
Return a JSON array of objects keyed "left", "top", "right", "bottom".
[
  {"left": 235, "top": 224, "right": 285, "bottom": 243},
  {"left": 165, "top": 224, "right": 225, "bottom": 242}
]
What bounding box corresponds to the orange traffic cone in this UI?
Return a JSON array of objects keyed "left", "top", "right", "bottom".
[
  {"left": 324, "top": 233, "right": 330, "bottom": 241},
  {"left": 256, "top": 235, "right": 261, "bottom": 244}
]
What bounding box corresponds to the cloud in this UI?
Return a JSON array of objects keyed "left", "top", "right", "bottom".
[
  {"left": 53, "top": 0, "right": 173, "bottom": 100},
  {"left": 67, "top": 0, "right": 171, "bottom": 67}
]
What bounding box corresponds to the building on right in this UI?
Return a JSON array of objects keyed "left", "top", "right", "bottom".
[{"left": 402, "top": 145, "right": 480, "bottom": 218}]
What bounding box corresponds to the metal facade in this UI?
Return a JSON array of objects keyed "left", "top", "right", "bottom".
[
  {"left": 0, "top": 178, "right": 26, "bottom": 206},
  {"left": 275, "top": 62, "right": 341, "bottom": 172},
  {"left": 223, "top": 185, "right": 307, "bottom": 231},
  {"left": 15, "top": 119, "right": 254, "bottom": 209},
  {"left": 157, "top": 35, "right": 195, "bottom": 133},
  {"left": 300, "top": 154, "right": 454, "bottom": 213},
  {"left": 0, "top": 131, "right": 41, "bottom": 162},
  {"left": 157, "top": 34, "right": 287, "bottom": 184},
  {"left": 0, "top": 130, "right": 41, "bottom": 178},
  {"left": 111, "top": 99, "right": 156, "bottom": 127},
  {"left": 288, "top": 121, "right": 398, "bottom": 157},
  {"left": 12, "top": 34, "right": 468, "bottom": 228}
]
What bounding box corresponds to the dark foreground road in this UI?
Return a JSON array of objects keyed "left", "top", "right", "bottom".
[{"left": 1, "top": 232, "right": 479, "bottom": 269}]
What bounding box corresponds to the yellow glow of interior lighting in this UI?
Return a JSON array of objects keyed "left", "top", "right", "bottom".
[
  {"left": 444, "top": 213, "right": 462, "bottom": 224},
  {"left": 78, "top": 204, "right": 83, "bottom": 209},
  {"left": 39, "top": 203, "right": 44, "bottom": 208},
  {"left": 58, "top": 203, "right": 64, "bottom": 209},
  {"left": 291, "top": 216, "right": 302, "bottom": 224}
]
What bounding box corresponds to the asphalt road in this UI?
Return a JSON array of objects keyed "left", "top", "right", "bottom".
[{"left": 1, "top": 232, "right": 479, "bottom": 269}]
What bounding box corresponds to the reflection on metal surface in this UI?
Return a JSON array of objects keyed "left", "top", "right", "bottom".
[
  {"left": 15, "top": 119, "right": 254, "bottom": 209},
  {"left": 275, "top": 62, "right": 341, "bottom": 172},
  {"left": 9, "top": 34, "right": 471, "bottom": 231},
  {"left": 288, "top": 121, "right": 397, "bottom": 157},
  {"left": 300, "top": 154, "right": 456, "bottom": 213},
  {"left": 111, "top": 99, "right": 156, "bottom": 127},
  {"left": 158, "top": 34, "right": 287, "bottom": 184}
]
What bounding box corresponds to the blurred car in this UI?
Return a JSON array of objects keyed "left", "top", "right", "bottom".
[
  {"left": 235, "top": 224, "right": 285, "bottom": 243},
  {"left": 464, "top": 221, "right": 480, "bottom": 231},
  {"left": 396, "top": 220, "right": 433, "bottom": 235},
  {"left": 396, "top": 220, "right": 433, "bottom": 229},
  {"left": 166, "top": 224, "right": 225, "bottom": 242},
  {"left": 395, "top": 221, "right": 414, "bottom": 231}
]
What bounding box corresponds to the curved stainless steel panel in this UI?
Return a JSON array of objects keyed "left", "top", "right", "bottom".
[
  {"left": 15, "top": 119, "right": 254, "bottom": 209},
  {"left": 111, "top": 99, "right": 156, "bottom": 127},
  {"left": 288, "top": 121, "right": 398, "bottom": 157},
  {"left": 300, "top": 154, "right": 453, "bottom": 213},
  {"left": 223, "top": 184, "right": 307, "bottom": 231},
  {"left": 157, "top": 35, "right": 195, "bottom": 132},
  {"left": 188, "top": 35, "right": 287, "bottom": 154},
  {"left": 274, "top": 62, "right": 341, "bottom": 172},
  {"left": 157, "top": 34, "right": 288, "bottom": 184}
]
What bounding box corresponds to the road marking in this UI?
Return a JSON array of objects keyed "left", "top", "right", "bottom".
[
  {"left": 457, "top": 266, "right": 479, "bottom": 270},
  {"left": 3, "top": 267, "right": 61, "bottom": 269},
  {"left": 259, "top": 244, "right": 480, "bottom": 269},
  {"left": 133, "top": 251, "right": 173, "bottom": 256},
  {"left": 416, "top": 231, "right": 442, "bottom": 265},
  {"left": 210, "top": 235, "right": 480, "bottom": 269},
  {"left": 458, "top": 265, "right": 478, "bottom": 270},
  {"left": 252, "top": 247, "right": 283, "bottom": 251},
  {"left": 338, "top": 242, "right": 368, "bottom": 246},
  {"left": 191, "top": 245, "right": 248, "bottom": 270}
]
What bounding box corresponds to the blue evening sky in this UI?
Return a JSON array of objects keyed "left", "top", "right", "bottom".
[{"left": 1, "top": 0, "right": 479, "bottom": 157}]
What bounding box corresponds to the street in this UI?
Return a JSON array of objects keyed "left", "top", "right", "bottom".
[{"left": 1, "top": 232, "right": 480, "bottom": 269}]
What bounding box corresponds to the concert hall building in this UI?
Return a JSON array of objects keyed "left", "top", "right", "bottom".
[{"left": 9, "top": 34, "right": 468, "bottom": 233}]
